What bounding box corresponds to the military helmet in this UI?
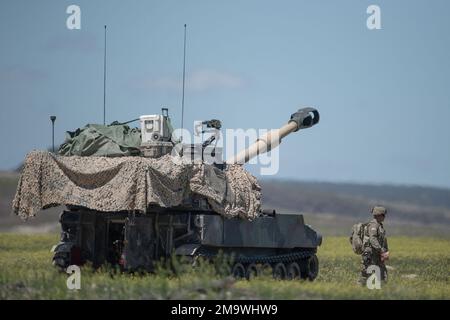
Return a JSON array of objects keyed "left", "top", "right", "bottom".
[{"left": 371, "top": 206, "right": 387, "bottom": 216}]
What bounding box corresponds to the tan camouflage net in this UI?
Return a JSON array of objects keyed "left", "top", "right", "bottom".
[{"left": 12, "top": 151, "right": 261, "bottom": 221}]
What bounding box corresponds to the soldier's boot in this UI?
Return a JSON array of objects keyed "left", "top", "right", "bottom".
[
  {"left": 380, "top": 264, "right": 388, "bottom": 283},
  {"left": 357, "top": 278, "right": 367, "bottom": 286},
  {"left": 358, "top": 270, "right": 369, "bottom": 286},
  {"left": 359, "top": 254, "right": 371, "bottom": 286}
]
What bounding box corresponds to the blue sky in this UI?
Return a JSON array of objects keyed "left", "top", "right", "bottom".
[{"left": 1, "top": 0, "right": 449, "bottom": 188}]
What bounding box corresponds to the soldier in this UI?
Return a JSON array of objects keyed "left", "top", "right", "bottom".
[{"left": 360, "top": 206, "right": 389, "bottom": 285}]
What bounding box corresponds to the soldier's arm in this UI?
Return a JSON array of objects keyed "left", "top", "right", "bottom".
[
  {"left": 384, "top": 237, "right": 389, "bottom": 252},
  {"left": 368, "top": 225, "right": 384, "bottom": 253}
]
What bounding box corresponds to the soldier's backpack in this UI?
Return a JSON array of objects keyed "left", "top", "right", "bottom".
[{"left": 349, "top": 223, "right": 368, "bottom": 254}]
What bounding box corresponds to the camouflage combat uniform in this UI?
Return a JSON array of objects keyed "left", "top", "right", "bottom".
[{"left": 360, "top": 211, "right": 388, "bottom": 283}]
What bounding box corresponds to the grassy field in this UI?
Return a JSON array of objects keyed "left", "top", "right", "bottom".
[{"left": 0, "top": 233, "right": 449, "bottom": 299}]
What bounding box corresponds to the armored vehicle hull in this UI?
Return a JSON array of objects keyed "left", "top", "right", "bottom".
[{"left": 52, "top": 207, "right": 322, "bottom": 280}]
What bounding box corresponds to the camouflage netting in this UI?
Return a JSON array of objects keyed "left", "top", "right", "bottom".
[{"left": 12, "top": 151, "right": 261, "bottom": 221}]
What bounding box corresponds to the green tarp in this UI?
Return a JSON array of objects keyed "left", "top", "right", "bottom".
[{"left": 58, "top": 123, "right": 141, "bottom": 157}]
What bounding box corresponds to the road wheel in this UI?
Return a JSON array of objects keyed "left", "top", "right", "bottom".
[
  {"left": 231, "top": 263, "right": 245, "bottom": 279},
  {"left": 259, "top": 263, "right": 272, "bottom": 277},
  {"left": 287, "top": 262, "right": 301, "bottom": 280},
  {"left": 301, "top": 255, "right": 319, "bottom": 281},
  {"left": 245, "top": 263, "right": 259, "bottom": 280},
  {"left": 273, "top": 262, "right": 287, "bottom": 280}
]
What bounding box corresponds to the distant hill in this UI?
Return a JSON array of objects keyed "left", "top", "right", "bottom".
[
  {"left": 259, "top": 180, "right": 450, "bottom": 236},
  {"left": 1, "top": 171, "right": 449, "bottom": 236},
  {"left": 0, "top": 172, "right": 61, "bottom": 233}
]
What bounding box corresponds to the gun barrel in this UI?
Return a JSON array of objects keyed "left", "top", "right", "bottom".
[{"left": 226, "top": 107, "right": 319, "bottom": 165}]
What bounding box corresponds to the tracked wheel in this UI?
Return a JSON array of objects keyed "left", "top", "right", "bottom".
[
  {"left": 259, "top": 263, "right": 272, "bottom": 277},
  {"left": 231, "top": 263, "right": 246, "bottom": 279},
  {"left": 273, "top": 262, "right": 287, "bottom": 280},
  {"left": 287, "top": 262, "right": 301, "bottom": 280},
  {"left": 301, "top": 254, "right": 319, "bottom": 281},
  {"left": 245, "top": 263, "right": 259, "bottom": 280}
]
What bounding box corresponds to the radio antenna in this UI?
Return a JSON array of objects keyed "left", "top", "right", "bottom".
[
  {"left": 181, "top": 24, "right": 187, "bottom": 141},
  {"left": 103, "top": 25, "right": 107, "bottom": 126}
]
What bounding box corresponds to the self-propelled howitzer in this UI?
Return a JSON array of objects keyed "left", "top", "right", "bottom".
[{"left": 46, "top": 107, "right": 322, "bottom": 280}]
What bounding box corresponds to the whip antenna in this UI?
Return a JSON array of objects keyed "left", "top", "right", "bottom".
[
  {"left": 103, "top": 25, "right": 107, "bottom": 125},
  {"left": 181, "top": 24, "right": 187, "bottom": 141}
]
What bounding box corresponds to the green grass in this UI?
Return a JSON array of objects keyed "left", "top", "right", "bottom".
[{"left": 0, "top": 233, "right": 449, "bottom": 299}]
